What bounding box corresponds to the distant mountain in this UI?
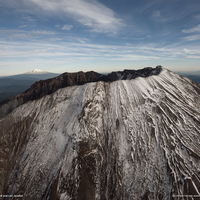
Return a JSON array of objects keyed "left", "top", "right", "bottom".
[
  {"left": 9, "top": 69, "right": 59, "bottom": 80},
  {"left": 25, "top": 69, "right": 49, "bottom": 74},
  {"left": 0, "top": 69, "right": 60, "bottom": 103}
]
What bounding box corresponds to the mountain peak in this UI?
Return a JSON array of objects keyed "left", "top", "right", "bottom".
[
  {"left": 0, "top": 65, "right": 200, "bottom": 199},
  {"left": 25, "top": 69, "right": 48, "bottom": 74}
]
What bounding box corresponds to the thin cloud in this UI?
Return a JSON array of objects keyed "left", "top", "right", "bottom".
[
  {"left": 182, "top": 24, "right": 200, "bottom": 33},
  {"left": 149, "top": 2, "right": 200, "bottom": 23},
  {"left": 0, "top": 1, "right": 20, "bottom": 9},
  {"left": 182, "top": 24, "right": 200, "bottom": 41},
  {"left": 0, "top": 29, "right": 56, "bottom": 41},
  {"left": 31, "top": 30, "right": 55, "bottom": 35},
  {"left": 187, "top": 55, "right": 200, "bottom": 59},
  {"left": 183, "top": 48, "right": 200, "bottom": 59},
  {"left": 0, "top": 29, "right": 55, "bottom": 35},
  {"left": 19, "top": 25, "right": 27, "bottom": 28},
  {"left": 195, "top": 14, "right": 200, "bottom": 20},
  {"left": 61, "top": 25, "right": 73, "bottom": 31},
  {"left": 110, "top": 54, "right": 159, "bottom": 61},
  {"left": 27, "top": 0, "right": 123, "bottom": 34},
  {"left": 152, "top": 10, "right": 161, "bottom": 19},
  {"left": 24, "top": 16, "right": 37, "bottom": 22},
  {"left": 0, "top": 39, "right": 198, "bottom": 62},
  {"left": 1, "top": 0, "right": 123, "bottom": 34},
  {"left": 183, "top": 48, "right": 200, "bottom": 55},
  {"left": 183, "top": 34, "right": 200, "bottom": 41}
]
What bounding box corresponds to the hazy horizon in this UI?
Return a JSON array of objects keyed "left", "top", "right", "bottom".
[
  {"left": 0, "top": 66, "right": 200, "bottom": 78},
  {"left": 0, "top": 0, "right": 200, "bottom": 76}
]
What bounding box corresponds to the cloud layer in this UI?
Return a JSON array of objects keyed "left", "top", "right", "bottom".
[
  {"left": 0, "top": 0, "right": 123, "bottom": 34},
  {"left": 0, "top": 0, "right": 200, "bottom": 75},
  {"left": 183, "top": 24, "right": 200, "bottom": 33},
  {"left": 26, "top": 0, "right": 123, "bottom": 34}
]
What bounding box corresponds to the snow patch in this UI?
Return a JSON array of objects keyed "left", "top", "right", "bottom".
[{"left": 25, "top": 69, "right": 49, "bottom": 74}]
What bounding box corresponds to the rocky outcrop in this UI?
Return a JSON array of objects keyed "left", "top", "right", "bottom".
[
  {"left": 0, "top": 68, "right": 200, "bottom": 199},
  {"left": 0, "top": 66, "right": 162, "bottom": 119}
]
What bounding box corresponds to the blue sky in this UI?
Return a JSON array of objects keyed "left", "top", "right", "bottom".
[{"left": 0, "top": 0, "right": 200, "bottom": 76}]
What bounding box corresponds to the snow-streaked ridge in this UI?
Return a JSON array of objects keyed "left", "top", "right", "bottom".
[{"left": 0, "top": 68, "right": 200, "bottom": 199}]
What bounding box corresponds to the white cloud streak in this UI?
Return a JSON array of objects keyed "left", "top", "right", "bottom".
[
  {"left": 19, "top": 25, "right": 27, "bottom": 28},
  {"left": 149, "top": 1, "right": 200, "bottom": 23},
  {"left": 0, "top": 38, "right": 200, "bottom": 75},
  {"left": 0, "top": 29, "right": 56, "bottom": 40},
  {"left": 1, "top": 0, "right": 123, "bottom": 34},
  {"left": 183, "top": 34, "right": 200, "bottom": 41},
  {"left": 26, "top": 0, "right": 123, "bottom": 34},
  {"left": 0, "top": 39, "right": 199, "bottom": 62},
  {"left": 183, "top": 48, "right": 200, "bottom": 55},
  {"left": 62, "top": 25, "right": 73, "bottom": 31},
  {"left": 182, "top": 24, "right": 200, "bottom": 33}
]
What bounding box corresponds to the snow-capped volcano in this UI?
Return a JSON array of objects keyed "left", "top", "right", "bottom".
[
  {"left": 0, "top": 66, "right": 200, "bottom": 199},
  {"left": 25, "top": 69, "right": 49, "bottom": 74}
]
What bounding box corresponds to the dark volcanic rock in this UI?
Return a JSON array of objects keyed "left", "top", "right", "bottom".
[
  {"left": 104, "top": 65, "right": 162, "bottom": 81},
  {"left": 0, "top": 66, "right": 162, "bottom": 119}
]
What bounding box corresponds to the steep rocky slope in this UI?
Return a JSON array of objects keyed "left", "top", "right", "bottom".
[{"left": 0, "top": 67, "right": 200, "bottom": 199}]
